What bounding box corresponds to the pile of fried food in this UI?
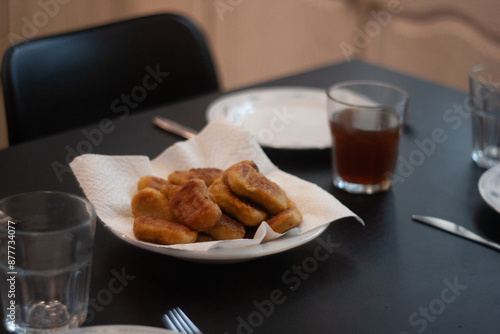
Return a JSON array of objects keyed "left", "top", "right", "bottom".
[{"left": 131, "top": 160, "right": 302, "bottom": 245}]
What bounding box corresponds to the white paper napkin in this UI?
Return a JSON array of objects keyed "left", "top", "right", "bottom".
[{"left": 70, "top": 117, "right": 362, "bottom": 251}]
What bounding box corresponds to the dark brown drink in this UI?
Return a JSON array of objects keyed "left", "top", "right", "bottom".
[{"left": 330, "top": 108, "right": 400, "bottom": 185}]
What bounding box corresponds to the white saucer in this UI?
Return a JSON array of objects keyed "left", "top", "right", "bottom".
[
  {"left": 71, "top": 325, "right": 176, "bottom": 333},
  {"left": 206, "top": 87, "right": 330, "bottom": 150},
  {"left": 478, "top": 163, "right": 500, "bottom": 214}
]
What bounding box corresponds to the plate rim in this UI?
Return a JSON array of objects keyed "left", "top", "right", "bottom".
[
  {"left": 107, "top": 223, "right": 330, "bottom": 264},
  {"left": 478, "top": 163, "right": 500, "bottom": 214},
  {"left": 205, "top": 86, "right": 330, "bottom": 150}
]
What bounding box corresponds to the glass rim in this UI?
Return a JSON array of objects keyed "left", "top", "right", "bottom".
[
  {"left": 327, "top": 80, "right": 409, "bottom": 110},
  {"left": 0, "top": 191, "right": 96, "bottom": 236},
  {"left": 469, "top": 63, "right": 500, "bottom": 87}
]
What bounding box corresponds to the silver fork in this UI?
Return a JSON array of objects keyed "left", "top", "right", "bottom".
[{"left": 162, "top": 307, "right": 203, "bottom": 334}]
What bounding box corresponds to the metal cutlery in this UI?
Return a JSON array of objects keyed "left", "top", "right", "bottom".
[
  {"left": 412, "top": 215, "right": 500, "bottom": 252},
  {"left": 153, "top": 116, "right": 199, "bottom": 140},
  {"left": 162, "top": 307, "right": 203, "bottom": 334}
]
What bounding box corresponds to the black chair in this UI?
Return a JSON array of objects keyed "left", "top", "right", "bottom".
[{"left": 2, "top": 13, "right": 219, "bottom": 145}]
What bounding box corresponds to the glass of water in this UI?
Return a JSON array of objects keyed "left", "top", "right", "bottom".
[
  {"left": 0, "top": 191, "right": 96, "bottom": 333},
  {"left": 469, "top": 63, "right": 500, "bottom": 168}
]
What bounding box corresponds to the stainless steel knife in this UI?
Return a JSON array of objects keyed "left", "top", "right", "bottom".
[{"left": 412, "top": 215, "right": 500, "bottom": 252}]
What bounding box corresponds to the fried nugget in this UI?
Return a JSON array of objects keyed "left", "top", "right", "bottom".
[
  {"left": 133, "top": 216, "right": 197, "bottom": 245},
  {"left": 208, "top": 178, "right": 268, "bottom": 227},
  {"left": 266, "top": 199, "right": 303, "bottom": 233},
  {"left": 206, "top": 214, "right": 245, "bottom": 240},
  {"left": 222, "top": 161, "right": 259, "bottom": 184},
  {"left": 224, "top": 161, "right": 287, "bottom": 215},
  {"left": 168, "top": 168, "right": 223, "bottom": 186},
  {"left": 137, "top": 175, "right": 170, "bottom": 191},
  {"left": 196, "top": 233, "right": 216, "bottom": 242},
  {"left": 131, "top": 187, "right": 176, "bottom": 221},
  {"left": 160, "top": 182, "right": 182, "bottom": 200},
  {"left": 169, "top": 179, "right": 222, "bottom": 232}
]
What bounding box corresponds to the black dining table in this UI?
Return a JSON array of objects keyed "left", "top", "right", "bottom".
[{"left": 1, "top": 60, "right": 499, "bottom": 334}]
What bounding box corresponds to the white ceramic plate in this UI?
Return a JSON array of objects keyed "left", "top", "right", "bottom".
[
  {"left": 478, "top": 163, "right": 500, "bottom": 214},
  {"left": 206, "top": 87, "right": 330, "bottom": 149},
  {"left": 70, "top": 325, "right": 177, "bottom": 333},
  {"left": 112, "top": 224, "right": 329, "bottom": 264}
]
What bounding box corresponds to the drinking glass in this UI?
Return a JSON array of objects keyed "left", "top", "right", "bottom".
[
  {"left": 469, "top": 63, "right": 500, "bottom": 168},
  {"left": 327, "top": 81, "right": 408, "bottom": 194},
  {"left": 0, "top": 191, "right": 96, "bottom": 333}
]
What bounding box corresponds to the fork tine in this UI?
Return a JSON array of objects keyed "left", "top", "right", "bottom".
[
  {"left": 162, "top": 313, "right": 178, "bottom": 332},
  {"left": 174, "top": 308, "right": 202, "bottom": 334},
  {"left": 170, "top": 308, "right": 192, "bottom": 334},
  {"left": 170, "top": 309, "right": 191, "bottom": 334},
  {"left": 163, "top": 307, "right": 201, "bottom": 334}
]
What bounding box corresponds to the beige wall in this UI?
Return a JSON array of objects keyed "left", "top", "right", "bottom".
[
  {"left": 361, "top": 0, "right": 500, "bottom": 91},
  {"left": 2, "top": 0, "right": 357, "bottom": 89},
  {"left": 1, "top": 0, "right": 499, "bottom": 149}
]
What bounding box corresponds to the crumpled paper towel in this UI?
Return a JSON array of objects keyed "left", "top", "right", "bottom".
[{"left": 70, "top": 117, "right": 362, "bottom": 251}]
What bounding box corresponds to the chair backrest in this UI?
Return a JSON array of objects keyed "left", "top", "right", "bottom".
[{"left": 2, "top": 13, "right": 219, "bottom": 145}]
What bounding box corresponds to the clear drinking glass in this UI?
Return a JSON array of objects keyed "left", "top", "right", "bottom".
[
  {"left": 0, "top": 191, "right": 96, "bottom": 333},
  {"left": 327, "top": 81, "right": 409, "bottom": 194},
  {"left": 469, "top": 63, "right": 500, "bottom": 168}
]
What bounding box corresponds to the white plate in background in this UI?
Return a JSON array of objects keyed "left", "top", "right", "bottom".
[
  {"left": 478, "top": 163, "right": 500, "bottom": 214},
  {"left": 206, "top": 87, "right": 330, "bottom": 150}
]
